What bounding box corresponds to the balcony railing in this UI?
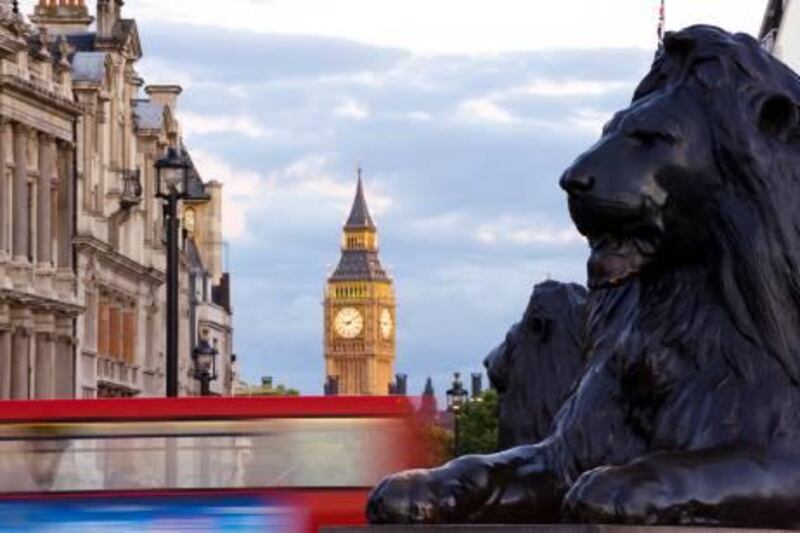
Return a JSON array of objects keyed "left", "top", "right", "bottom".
[
  {"left": 119, "top": 169, "right": 143, "bottom": 208},
  {"left": 97, "top": 356, "right": 140, "bottom": 394}
]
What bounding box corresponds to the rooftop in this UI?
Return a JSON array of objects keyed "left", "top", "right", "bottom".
[{"left": 344, "top": 170, "right": 376, "bottom": 230}]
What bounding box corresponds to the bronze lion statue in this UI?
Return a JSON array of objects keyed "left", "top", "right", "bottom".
[
  {"left": 484, "top": 280, "right": 587, "bottom": 449},
  {"left": 368, "top": 26, "right": 800, "bottom": 528}
]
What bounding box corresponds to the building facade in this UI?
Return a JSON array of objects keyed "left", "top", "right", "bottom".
[
  {"left": 323, "top": 172, "right": 396, "bottom": 395},
  {"left": 0, "top": 0, "right": 234, "bottom": 399},
  {"left": 0, "top": 2, "right": 82, "bottom": 399}
]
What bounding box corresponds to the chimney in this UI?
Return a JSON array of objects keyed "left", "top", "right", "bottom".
[
  {"left": 31, "top": 0, "right": 94, "bottom": 35},
  {"left": 471, "top": 373, "right": 483, "bottom": 399},
  {"left": 324, "top": 375, "right": 340, "bottom": 396},
  {"left": 391, "top": 373, "right": 407, "bottom": 395},
  {"left": 96, "top": 0, "right": 122, "bottom": 39},
  {"left": 145, "top": 84, "right": 182, "bottom": 114}
]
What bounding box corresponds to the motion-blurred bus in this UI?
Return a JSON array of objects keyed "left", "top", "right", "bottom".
[{"left": 0, "top": 396, "right": 424, "bottom": 531}]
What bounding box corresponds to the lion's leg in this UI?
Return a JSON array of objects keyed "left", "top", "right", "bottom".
[
  {"left": 562, "top": 446, "right": 800, "bottom": 528},
  {"left": 367, "top": 442, "right": 567, "bottom": 524},
  {"left": 368, "top": 355, "right": 638, "bottom": 524}
]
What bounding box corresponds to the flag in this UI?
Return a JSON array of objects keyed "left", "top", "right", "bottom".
[{"left": 657, "top": 0, "right": 666, "bottom": 43}]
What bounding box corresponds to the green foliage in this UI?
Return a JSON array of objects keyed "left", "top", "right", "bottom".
[
  {"left": 420, "top": 423, "right": 454, "bottom": 467},
  {"left": 238, "top": 383, "right": 300, "bottom": 396},
  {"left": 456, "top": 389, "right": 499, "bottom": 456},
  {"left": 272, "top": 384, "right": 300, "bottom": 396}
]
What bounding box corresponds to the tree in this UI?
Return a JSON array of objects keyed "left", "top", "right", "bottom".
[
  {"left": 420, "top": 423, "right": 454, "bottom": 467},
  {"left": 456, "top": 389, "right": 499, "bottom": 456}
]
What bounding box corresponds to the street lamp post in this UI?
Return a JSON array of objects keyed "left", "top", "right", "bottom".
[
  {"left": 155, "top": 147, "right": 190, "bottom": 397},
  {"left": 446, "top": 372, "right": 469, "bottom": 457},
  {"left": 193, "top": 331, "right": 218, "bottom": 396}
]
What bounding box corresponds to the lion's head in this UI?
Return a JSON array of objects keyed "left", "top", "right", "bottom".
[
  {"left": 484, "top": 280, "right": 587, "bottom": 448},
  {"left": 560, "top": 25, "right": 800, "bottom": 380}
]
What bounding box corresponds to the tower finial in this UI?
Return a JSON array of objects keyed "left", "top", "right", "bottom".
[{"left": 357, "top": 163, "right": 362, "bottom": 182}]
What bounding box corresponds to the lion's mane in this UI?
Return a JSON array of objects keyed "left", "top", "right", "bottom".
[
  {"left": 628, "top": 26, "right": 800, "bottom": 383},
  {"left": 486, "top": 280, "right": 587, "bottom": 449}
]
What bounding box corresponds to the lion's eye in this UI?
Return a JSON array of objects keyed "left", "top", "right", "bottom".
[{"left": 628, "top": 129, "right": 675, "bottom": 148}]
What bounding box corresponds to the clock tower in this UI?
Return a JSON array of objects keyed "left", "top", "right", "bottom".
[{"left": 324, "top": 170, "right": 396, "bottom": 395}]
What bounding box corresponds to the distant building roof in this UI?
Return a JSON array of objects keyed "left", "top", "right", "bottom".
[
  {"left": 344, "top": 173, "right": 376, "bottom": 229},
  {"left": 132, "top": 99, "right": 164, "bottom": 130},
  {"left": 423, "top": 377, "right": 435, "bottom": 396},
  {"left": 185, "top": 238, "right": 205, "bottom": 274},
  {"left": 329, "top": 249, "right": 389, "bottom": 281},
  {"left": 71, "top": 51, "right": 106, "bottom": 83},
  {"left": 330, "top": 173, "right": 388, "bottom": 281},
  {"left": 182, "top": 147, "right": 209, "bottom": 200},
  {"left": 66, "top": 32, "right": 96, "bottom": 52}
]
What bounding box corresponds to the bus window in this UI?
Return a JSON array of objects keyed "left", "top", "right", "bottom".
[{"left": 0, "top": 417, "right": 413, "bottom": 493}]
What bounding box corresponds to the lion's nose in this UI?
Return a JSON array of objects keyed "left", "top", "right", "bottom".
[{"left": 560, "top": 170, "right": 595, "bottom": 194}]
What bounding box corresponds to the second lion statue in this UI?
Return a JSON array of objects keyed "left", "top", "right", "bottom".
[{"left": 368, "top": 26, "right": 800, "bottom": 528}]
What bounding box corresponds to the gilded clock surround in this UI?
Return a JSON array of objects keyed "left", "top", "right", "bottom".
[{"left": 324, "top": 172, "right": 396, "bottom": 395}]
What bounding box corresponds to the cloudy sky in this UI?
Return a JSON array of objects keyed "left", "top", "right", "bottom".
[{"left": 22, "top": 0, "right": 767, "bottom": 396}]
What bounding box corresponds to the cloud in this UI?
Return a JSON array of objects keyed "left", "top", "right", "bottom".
[
  {"left": 333, "top": 98, "right": 370, "bottom": 120},
  {"left": 138, "top": 23, "right": 408, "bottom": 84},
  {"left": 568, "top": 108, "right": 613, "bottom": 136},
  {"left": 122, "top": 0, "right": 765, "bottom": 54},
  {"left": 456, "top": 97, "right": 516, "bottom": 124},
  {"left": 406, "top": 111, "right": 432, "bottom": 121},
  {"left": 181, "top": 112, "right": 274, "bottom": 138},
  {"left": 189, "top": 150, "right": 264, "bottom": 239},
  {"left": 123, "top": 17, "right": 686, "bottom": 396},
  {"left": 515, "top": 79, "right": 630, "bottom": 97},
  {"left": 189, "top": 150, "right": 393, "bottom": 243},
  {"left": 475, "top": 216, "right": 584, "bottom": 246}
]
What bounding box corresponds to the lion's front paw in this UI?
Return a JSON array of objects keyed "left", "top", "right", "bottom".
[
  {"left": 562, "top": 464, "right": 666, "bottom": 525},
  {"left": 367, "top": 458, "right": 494, "bottom": 524},
  {"left": 366, "top": 469, "right": 442, "bottom": 523}
]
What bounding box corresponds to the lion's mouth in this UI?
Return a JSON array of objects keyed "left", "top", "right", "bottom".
[{"left": 587, "top": 233, "right": 659, "bottom": 289}]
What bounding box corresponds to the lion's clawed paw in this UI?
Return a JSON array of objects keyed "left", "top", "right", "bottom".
[
  {"left": 366, "top": 469, "right": 446, "bottom": 523},
  {"left": 367, "top": 459, "right": 494, "bottom": 524},
  {"left": 562, "top": 465, "right": 667, "bottom": 525}
]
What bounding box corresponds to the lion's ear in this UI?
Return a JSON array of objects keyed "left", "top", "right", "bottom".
[
  {"left": 663, "top": 31, "right": 696, "bottom": 56},
  {"left": 758, "top": 93, "right": 799, "bottom": 138}
]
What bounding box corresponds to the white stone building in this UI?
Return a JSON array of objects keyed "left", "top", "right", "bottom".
[
  {"left": 0, "top": 2, "right": 82, "bottom": 399},
  {"left": 0, "top": 0, "right": 234, "bottom": 399}
]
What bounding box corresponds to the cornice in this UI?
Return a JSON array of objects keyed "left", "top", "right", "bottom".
[
  {"left": 74, "top": 235, "right": 166, "bottom": 285},
  {"left": 0, "top": 76, "right": 82, "bottom": 115},
  {"left": 0, "top": 288, "right": 83, "bottom": 315}
]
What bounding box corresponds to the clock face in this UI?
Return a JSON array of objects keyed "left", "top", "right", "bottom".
[
  {"left": 334, "top": 307, "right": 363, "bottom": 338},
  {"left": 380, "top": 308, "right": 393, "bottom": 339}
]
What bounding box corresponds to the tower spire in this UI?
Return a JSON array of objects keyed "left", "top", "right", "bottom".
[{"left": 345, "top": 167, "right": 375, "bottom": 229}]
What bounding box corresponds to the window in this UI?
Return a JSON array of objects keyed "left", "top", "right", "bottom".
[
  {"left": 85, "top": 291, "right": 97, "bottom": 352},
  {"left": 0, "top": 418, "right": 410, "bottom": 491},
  {"left": 122, "top": 310, "right": 136, "bottom": 364},
  {"left": 97, "top": 299, "right": 110, "bottom": 357},
  {"left": 27, "top": 182, "right": 34, "bottom": 262},
  {"left": 184, "top": 207, "right": 196, "bottom": 234},
  {"left": 109, "top": 306, "right": 121, "bottom": 360}
]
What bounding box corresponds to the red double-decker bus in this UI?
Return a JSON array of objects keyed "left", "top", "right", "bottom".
[{"left": 0, "top": 396, "right": 424, "bottom": 531}]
